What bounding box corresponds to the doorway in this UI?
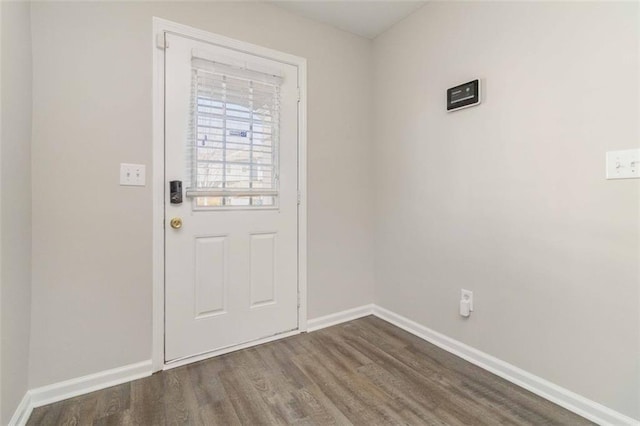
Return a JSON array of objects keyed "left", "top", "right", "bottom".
[{"left": 152, "top": 19, "right": 308, "bottom": 370}]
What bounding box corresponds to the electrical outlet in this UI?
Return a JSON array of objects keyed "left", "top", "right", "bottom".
[
  {"left": 461, "top": 289, "right": 473, "bottom": 311},
  {"left": 120, "top": 163, "right": 146, "bottom": 186}
]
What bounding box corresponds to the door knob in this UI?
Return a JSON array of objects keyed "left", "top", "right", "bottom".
[{"left": 170, "top": 217, "right": 183, "bottom": 229}]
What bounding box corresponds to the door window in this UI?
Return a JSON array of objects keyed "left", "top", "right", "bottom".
[{"left": 187, "top": 57, "right": 282, "bottom": 208}]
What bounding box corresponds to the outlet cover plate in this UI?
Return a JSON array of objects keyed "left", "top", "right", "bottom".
[{"left": 461, "top": 289, "right": 473, "bottom": 311}]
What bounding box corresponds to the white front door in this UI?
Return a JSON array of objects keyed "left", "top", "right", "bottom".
[{"left": 164, "top": 33, "right": 300, "bottom": 363}]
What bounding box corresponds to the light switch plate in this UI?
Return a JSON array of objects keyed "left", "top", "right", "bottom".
[
  {"left": 120, "top": 163, "right": 146, "bottom": 186},
  {"left": 606, "top": 149, "right": 639, "bottom": 180}
]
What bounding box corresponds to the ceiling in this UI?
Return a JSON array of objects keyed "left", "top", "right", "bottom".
[{"left": 270, "top": 1, "right": 426, "bottom": 39}]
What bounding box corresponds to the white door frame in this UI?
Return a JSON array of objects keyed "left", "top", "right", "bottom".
[{"left": 151, "top": 17, "right": 308, "bottom": 372}]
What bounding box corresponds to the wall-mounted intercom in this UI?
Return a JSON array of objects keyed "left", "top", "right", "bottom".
[{"left": 447, "top": 79, "right": 481, "bottom": 112}]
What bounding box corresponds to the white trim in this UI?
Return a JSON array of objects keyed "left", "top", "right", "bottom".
[
  {"left": 297, "top": 53, "right": 308, "bottom": 333},
  {"left": 8, "top": 393, "right": 31, "bottom": 426},
  {"left": 0, "top": 0, "right": 3, "bottom": 420},
  {"left": 163, "top": 329, "right": 300, "bottom": 370},
  {"left": 29, "top": 361, "right": 152, "bottom": 410},
  {"left": 154, "top": 18, "right": 308, "bottom": 67},
  {"left": 372, "top": 305, "right": 639, "bottom": 426},
  {"left": 151, "top": 19, "right": 166, "bottom": 374},
  {"left": 307, "top": 304, "right": 374, "bottom": 332},
  {"left": 152, "top": 17, "right": 308, "bottom": 371}
]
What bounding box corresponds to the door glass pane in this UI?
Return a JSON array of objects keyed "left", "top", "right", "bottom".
[{"left": 188, "top": 63, "right": 281, "bottom": 209}]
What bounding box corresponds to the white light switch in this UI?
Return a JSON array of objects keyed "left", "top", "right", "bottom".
[
  {"left": 606, "top": 149, "right": 639, "bottom": 180},
  {"left": 120, "top": 163, "right": 146, "bottom": 186}
]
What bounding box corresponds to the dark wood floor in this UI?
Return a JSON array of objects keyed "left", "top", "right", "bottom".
[{"left": 27, "top": 316, "right": 592, "bottom": 425}]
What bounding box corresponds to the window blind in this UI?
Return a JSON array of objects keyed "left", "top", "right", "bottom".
[{"left": 187, "top": 55, "right": 282, "bottom": 207}]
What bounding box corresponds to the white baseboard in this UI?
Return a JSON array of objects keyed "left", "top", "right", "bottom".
[
  {"left": 8, "top": 392, "right": 32, "bottom": 426},
  {"left": 307, "top": 304, "right": 374, "bottom": 332},
  {"left": 372, "top": 305, "right": 639, "bottom": 426},
  {"left": 10, "top": 360, "right": 153, "bottom": 425}
]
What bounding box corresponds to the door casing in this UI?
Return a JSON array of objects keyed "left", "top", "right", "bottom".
[{"left": 152, "top": 17, "right": 308, "bottom": 372}]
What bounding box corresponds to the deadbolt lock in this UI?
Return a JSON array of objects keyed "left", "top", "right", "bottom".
[{"left": 170, "top": 217, "right": 183, "bottom": 229}]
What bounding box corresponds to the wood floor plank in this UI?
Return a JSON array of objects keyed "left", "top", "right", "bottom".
[
  {"left": 60, "top": 392, "right": 99, "bottom": 426},
  {"left": 93, "top": 383, "right": 131, "bottom": 421},
  {"left": 338, "top": 323, "right": 569, "bottom": 425},
  {"left": 236, "top": 348, "right": 308, "bottom": 424},
  {"left": 127, "top": 372, "right": 165, "bottom": 425},
  {"left": 290, "top": 387, "right": 351, "bottom": 426},
  {"left": 197, "top": 400, "right": 243, "bottom": 426},
  {"left": 26, "top": 316, "right": 594, "bottom": 426},
  {"left": 393, "top": 340, "right": 582, "bottom": 425},
  {"left": 292, "top": 351, "right": 417, "bottom": 425},
  {"left": 26, "top": 399, "right": 64, "bottom": 426},
  {"left": 340, "top": 334, "right": 485, "bottom": 425},
  {"left": 162, "top": 368, "right": 201, "bottom": 425},
  {"left": 255, "top": 341, "right": 318, "bottom": 391},
  {"left": 218, "top": 354, "right": 286, "bottom": 425}
]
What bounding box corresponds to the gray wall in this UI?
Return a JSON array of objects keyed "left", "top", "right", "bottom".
[
  {"left": 1, "top": 1, "right": 33, "bottom": 424},
  {"left": 373, "top": 1, "right": 639, "bottom": 419},
  {"left": 29, "top": 1, "right": 374, "bottom": 388}
]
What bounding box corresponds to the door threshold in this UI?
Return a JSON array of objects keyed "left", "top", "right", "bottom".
[{"left": 163, "top": 328, "right": 300, "bottom": 370}]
